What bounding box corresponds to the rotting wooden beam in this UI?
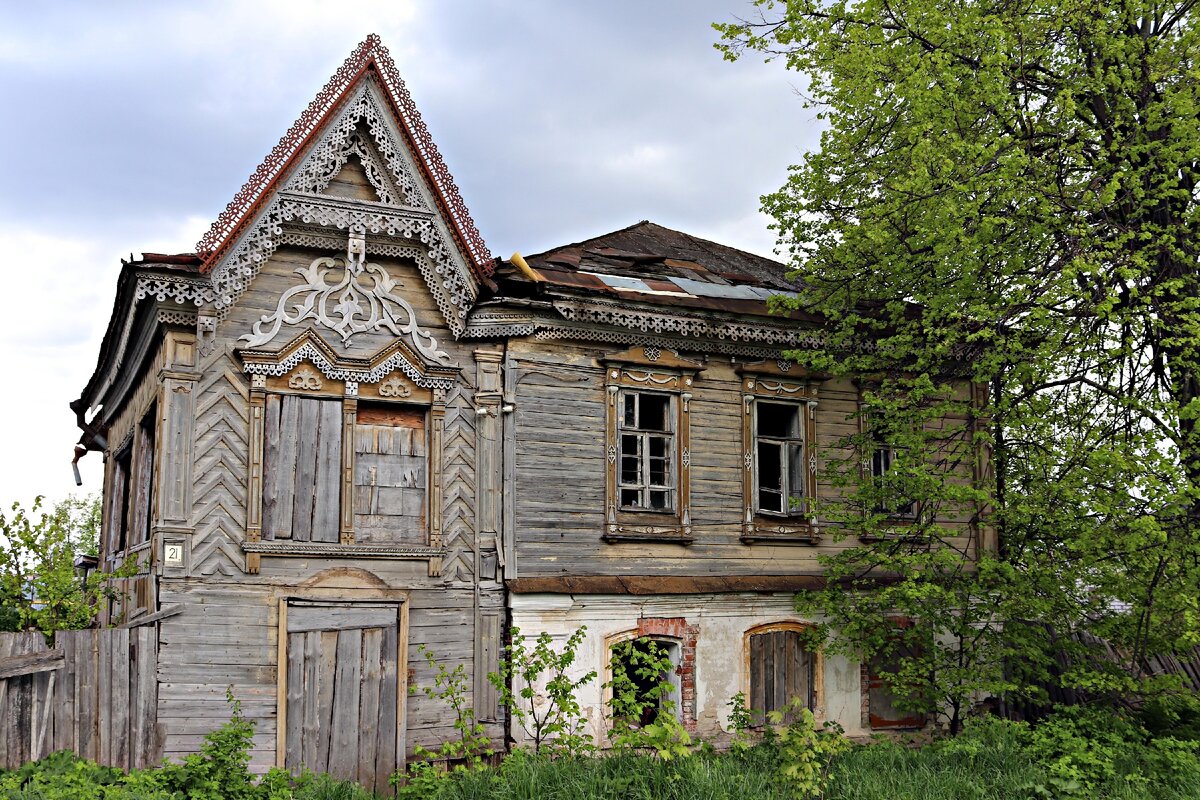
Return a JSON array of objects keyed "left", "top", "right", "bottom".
[
  {"left": 120, "top": 604, "right": 183, "bottom": 628},
  {"left": 0, "top": 650, "right": 63, "bottom": 681},
  {"left": 505, "top": 574, "right": 902, "bottom": 595}
]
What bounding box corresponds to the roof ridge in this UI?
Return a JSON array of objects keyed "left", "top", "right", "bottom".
[
  {"left": 525, "top": 219, "right": 784, "bottom": 268},
  {"left": 522, "top": 220, "right": 656, "bottom": 261},
  {"left": 194, "top": 34, "right": 491, "bottom": 278}
]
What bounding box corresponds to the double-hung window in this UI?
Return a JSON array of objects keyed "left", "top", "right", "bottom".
[
  {"left": 863, "top": 410, "right": 919, "bottom": 521},
  {"left": 618, "top": 392, "right": 674, "bottom": 512},
  {"left": 740, "top": 370, "right": 820, "bottom": 543},
  {"left": 754, "top": 402, "right": 806, "bottom": 516},
  {"left": 603, "top": 346, "right": 700, "bottom": 543}
]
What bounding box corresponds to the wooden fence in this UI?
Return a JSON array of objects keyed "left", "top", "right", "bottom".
[{"left": 0, "top": 627, "right": 159, "bottom": 769}]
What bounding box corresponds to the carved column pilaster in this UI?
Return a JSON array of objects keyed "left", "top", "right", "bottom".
[
  {"left": 341, "top": 392, "right": 357, "bottom": 545},
  {"left": 474, "top": 349, "right": 503, "bottom": 580},
  {"left": 245, "top": 374, "right": 267, "bottom": 575},
  {"left": 428, "top": 387, "right": 447, "bottom": 577},
  {"left": 157, "top": 331, "right": 199, "bottom": 580}
]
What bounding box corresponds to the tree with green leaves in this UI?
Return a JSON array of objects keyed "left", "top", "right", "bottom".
[
  {"left": 718, "top": 0, "right": 1200, "bottom": 729},
  {"left": 0, "top": 494, "right": 124, "bottom": 635}
]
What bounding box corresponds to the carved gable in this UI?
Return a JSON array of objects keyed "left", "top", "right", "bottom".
[{"left": 197, "top": 36, "right": 491, "bottom": 339}]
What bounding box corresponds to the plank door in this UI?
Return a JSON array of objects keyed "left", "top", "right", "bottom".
[{"left": 283, "top": 601, "right": 401, "bottom": 793}]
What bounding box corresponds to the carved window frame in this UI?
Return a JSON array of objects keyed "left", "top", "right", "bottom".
[
  {"left": 602, "top": 347, "right": 700, "bottom": 544},
  {"left": 244, "top": 362, "right": 447, "bottom": 574},
  {"left": 740, "top": 372, "right": 820, "bottom": 544},
  {"left": 855, "top": 387, "right": 923, "bottom": 539}
]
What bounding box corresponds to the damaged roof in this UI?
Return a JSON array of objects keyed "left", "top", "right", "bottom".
[{"left": 491, "top": 221, "right": 812, "bottom": 319}]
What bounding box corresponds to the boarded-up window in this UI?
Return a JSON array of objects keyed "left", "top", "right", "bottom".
[
  {"left": 262, "top": 395, "right": 342, "bottom": 542},
  {"left": 353, "top": 404, "right": 426, "bottom": 545},
  {"left": 749, "top": 628, "right": 815, "bottom": 724},
  {"left": 128, "top": 409, "right": 156, "bottom": 547}
]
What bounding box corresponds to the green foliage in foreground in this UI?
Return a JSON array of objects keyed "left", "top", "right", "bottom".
[
  {"left": 5, "top": 708, "right": 1200, "bottom": 800},
  {"left": 0, "top": 494, "right": 130, "bottom": 636}
]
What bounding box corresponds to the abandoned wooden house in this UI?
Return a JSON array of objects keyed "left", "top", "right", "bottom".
[{"left": 70, "top": 35, "right": 990, "bottom": 784}]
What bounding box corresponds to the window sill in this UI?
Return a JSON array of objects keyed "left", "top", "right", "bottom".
[
  {"left": 603, "top": 524, "right": 692, "bottom": 544},
  {"left": 857, "top": 533, "right": 926, "bottom": 544},
  {"left": 241, "top": 541, "right": 443, "bottom": 560},
  {"left": 740, "top": 522, "right": 820, "bottom": 545}
]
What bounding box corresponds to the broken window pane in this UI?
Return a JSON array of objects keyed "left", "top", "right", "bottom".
[{"left": 638, "top": 394, "right": 670, "bottom": 432}]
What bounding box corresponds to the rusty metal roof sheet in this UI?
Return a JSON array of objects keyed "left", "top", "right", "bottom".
[{"left": 497, "top": 221, "right": 806, "bottom": 317}]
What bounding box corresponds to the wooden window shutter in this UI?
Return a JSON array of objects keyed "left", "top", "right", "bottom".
[
  {"left": 262, "top": 395, "right": 342, "bottom": 542},
  {"left": 749, "top": 629, "right": 814, "bottom": 724}
]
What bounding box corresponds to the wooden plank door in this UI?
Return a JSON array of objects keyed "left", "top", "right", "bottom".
[{"left": 283, "top": 601, "right": 401, "bottom": 793}]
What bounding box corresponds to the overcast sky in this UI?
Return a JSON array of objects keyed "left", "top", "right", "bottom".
[{"left": 0, "top": 0, "right": 821, "bottom": 510}]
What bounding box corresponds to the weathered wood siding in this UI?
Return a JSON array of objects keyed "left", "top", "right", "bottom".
[
  {"left": 0, "top": 629, "right": 159, "bottom": 770},
  {"left": 508, "top": 340, "right": 979, "bottom": 578},
  {"left": 146, "top": 242, "right": 500, "bottom": 770},
  {"left": 156, "top": 578, "right": 503, "bottom": 768}
]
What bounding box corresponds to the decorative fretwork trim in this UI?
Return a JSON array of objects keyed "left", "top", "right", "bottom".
[
  {"left": 196, "top": 34, "right": 490, "bottom": 277},
  {"left": 553, "top": 299, "right": 825, "bottom": 348},
  {"left": 740, "top": 524, "right": 821, "bottom": 545},
  {"left": 241, "top": 540, "right": 444, "bottom": 560},
  {"left": 242, "top": 340, "right": 455, "bottom": 389},
  {"left": 135, "top": 276, "right": 216, "bottom": 306},
  {"left": 286, "top": 93, "right": 418, "bottom": 208},
  {"left": 601, "top": 526, "right": 693, "bottom": 544},
  {"left": 156, "top": 309, "right": 198, "bottom": 327}
]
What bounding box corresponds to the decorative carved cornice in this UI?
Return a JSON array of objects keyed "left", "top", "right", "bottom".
[
  {"left": 553, "top": 299, "right": 825, "bottom": 348},
  {"left": 239, "top": 328, "right": 458, "bottom": 389},
  {"left": 135, "top": 276, "right": 216, "bottom": 306},
  {"left": 241, "top": 540, "right": 444, "bottom": 560}
]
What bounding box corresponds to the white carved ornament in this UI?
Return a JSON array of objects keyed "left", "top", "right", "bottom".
[
  {"left": 240, "top": 253, "right": 450, "bottom": 364},
  {"left": 379, "top": 375, "right": 412, "bottom": 397},
  {"left": 242, "top": 341, "right": 453, "bottom": 390}
]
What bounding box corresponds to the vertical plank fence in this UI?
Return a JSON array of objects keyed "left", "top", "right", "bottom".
[{"left": 0, "top": 626, "right": 159, "bottom": 769}]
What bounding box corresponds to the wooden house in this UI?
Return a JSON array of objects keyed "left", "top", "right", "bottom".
[{"left": 72, "top": 36, "right": 990, "bottom": 783}]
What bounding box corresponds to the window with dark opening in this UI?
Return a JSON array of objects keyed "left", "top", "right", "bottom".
[
  {"left": 748, "top": 627, "right": 815, "bottom": 725},
  {"left": 609, "top": 636, "right": 681, "bottom": 726},
  {"left": 107, "top": 444, "right": 133, "bottom": 557},
  {"left": 618, "top": 392, "right": 674, "bottom": 511},
  {"left": 869, "top": 427, "right": 917, "bottom": 519},
  {"left": 755, "top": 402, "right": 806, "bottom": 516},
  {"left": 128, "top": 408, "right": 156, "bottom": 547}
]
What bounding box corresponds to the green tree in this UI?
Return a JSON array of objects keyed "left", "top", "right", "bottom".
[
  {"left": 0, "top": 494, "right": 123, "bottom": 634},
  {"left": 718, "top": 0, "right": 1200, "bottom": 726}
]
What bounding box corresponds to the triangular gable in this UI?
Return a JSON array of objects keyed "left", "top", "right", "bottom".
[{"left": 198, "top": 35, "right": 491, "bottom": 336}]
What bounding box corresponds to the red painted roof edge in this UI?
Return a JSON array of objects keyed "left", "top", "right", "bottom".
[{"left": 195, "top": 34, "right": 492, "bottom": 280}]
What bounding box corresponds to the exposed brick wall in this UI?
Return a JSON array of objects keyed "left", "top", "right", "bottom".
[{"left": 637, "top": 616, "right": 701, "bottom": 732}]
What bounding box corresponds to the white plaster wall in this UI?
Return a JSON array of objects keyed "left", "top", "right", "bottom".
[{"left": 507, "top": 592, "right": 868, "bottom": 746}]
